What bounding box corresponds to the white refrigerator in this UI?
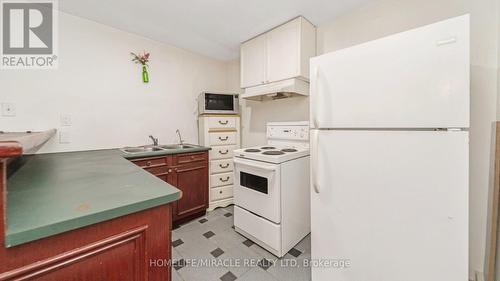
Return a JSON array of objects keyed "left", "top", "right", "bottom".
[{"left": 309, "top": 15, "right": 469, "bottom": 281}]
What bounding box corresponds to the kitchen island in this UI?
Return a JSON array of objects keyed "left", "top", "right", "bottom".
[{"left": 0, "top": 142, "right": 196, "bottom": 281}]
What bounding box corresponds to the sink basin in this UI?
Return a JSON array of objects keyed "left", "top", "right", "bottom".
[
  {"left": 158, "top": 144, "right": 194, "bottom": 150},
  {"left": 121, "top": 146, "right": 165, "bottom": 154},
  {"left": 121, "top": 144, "right": 195, "bottom": 154}
]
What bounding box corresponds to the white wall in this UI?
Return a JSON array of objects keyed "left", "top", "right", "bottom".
[{"left": 0, "top": 12, "right": 228, "bottom": 153}]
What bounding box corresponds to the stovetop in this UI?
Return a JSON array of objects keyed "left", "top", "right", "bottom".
[{"left": 234, "top": 145, "right": 309, "bottom": 164}]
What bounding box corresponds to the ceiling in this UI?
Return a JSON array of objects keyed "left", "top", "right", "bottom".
[{"left": 59, "top": 0, "right": 373, "bottom": 61}]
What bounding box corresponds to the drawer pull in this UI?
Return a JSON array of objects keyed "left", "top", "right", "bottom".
[
  {"left": 146, "top": 161, "right": 152, "bottom": 166},
  {"left": 219, "top": 163, "right": 230, "bottom": 169},
  {"left": 218, "top": 136, "right": 229, "bottom": 141},
  {"left": 220, "top": 176, "right": 230, "bottom": 182},
  {"left": 218, "top": 120, "right": 229, "bottom": 125},
  {"left": 219, "top": 150, "right": 229, "bottom": 155}
]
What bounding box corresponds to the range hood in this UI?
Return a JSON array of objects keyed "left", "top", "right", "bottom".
[{"left": 241, "top": 78, "right": 309, "bottom": 101}]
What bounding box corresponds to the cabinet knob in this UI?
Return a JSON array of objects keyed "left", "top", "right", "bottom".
[
  {"left": 146, "top": 161, "right": 152, "bottom": 166},
  {"left": 191, "top": 156, "right": 195, "bottom": 159},
  {"left": 219, "top": 191, "right": 223, "bottom": 194},
  {"left": 168, "top": 169, "right": 172, "bottom": 173}
]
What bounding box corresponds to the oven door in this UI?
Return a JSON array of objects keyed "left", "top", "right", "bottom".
[{"left": 233, "top": 157, "right": 281, "bottom": 223}]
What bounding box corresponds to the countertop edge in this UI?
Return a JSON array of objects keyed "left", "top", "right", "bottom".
[{"left": 5, "top": 191, "right": 181, "bottom": 248}]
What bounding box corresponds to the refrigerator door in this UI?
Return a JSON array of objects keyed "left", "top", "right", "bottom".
[
  {"left": 310, "top": 15, "right": 469, "bottom": 129},
  {"left": 310, "top": 130, "right": 468, "bottom": 281}
]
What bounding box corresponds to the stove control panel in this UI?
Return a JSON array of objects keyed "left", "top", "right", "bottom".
[{"left": 267, "top": 124, "right": 309, "bottom": 141}]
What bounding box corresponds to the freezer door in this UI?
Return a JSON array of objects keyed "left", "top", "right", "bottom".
[
  {"left": 310, "top": 15, "right": 469, "bottom": 129},
  {"left": 310, "top": 130, "right": 468, "bottom": 281}
]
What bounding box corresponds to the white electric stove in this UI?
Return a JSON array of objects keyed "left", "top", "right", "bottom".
[
  {"left": 233, "top": 121, "right": 309, "bottom": 164},
  {"left": 233, "top": 121, "right": 310, "bottom": 257}
]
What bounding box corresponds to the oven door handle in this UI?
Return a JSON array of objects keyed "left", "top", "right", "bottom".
[{"left": 233, "top": 158, "right": 277, "bottom": 172}]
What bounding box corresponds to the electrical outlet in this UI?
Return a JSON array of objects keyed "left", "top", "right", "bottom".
[
  {"left": 59, "top": 131, "right": 71, "bottom": 144},
  {"left": 60, "top": 114, "right": 72, "bottom": 126},
  {"left": 1, "top": 103, "right": 16, "bottom": 117}
]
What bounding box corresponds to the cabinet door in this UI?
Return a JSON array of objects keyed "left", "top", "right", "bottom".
[
  {"left": 240, "top": 35, "right": 267, "bottom": 88},
  {"left": 266, "top": 18, "right": 301, "bottom": 83},
  {"left": 171, "top": 163, "right": 209, "bottom": 220}
]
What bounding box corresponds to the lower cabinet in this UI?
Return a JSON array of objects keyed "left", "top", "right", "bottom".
[
  {"left": 0, "top": 205, "right": 173, "bottom": 281},
  {"left": 131, "top": 151, "right": 209, "bottom": 225}
]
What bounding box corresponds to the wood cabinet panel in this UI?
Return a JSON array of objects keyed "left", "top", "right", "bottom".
[
  {"left": 175, "top": 152, "right": 208, "bottom": 165},
  {"left": 131, "top": 151, "right": 209, "bottom": 225},
  {"left": 172, "top": 163, "right": 209, "bottom": 221},
  {"left": 131, "top": 157, "right": 167, "bottom": 168},
  {"left": 0, "top": 203, "right": 172, "bottom": 281},
  {"left": 144, "top": 165, "right": 169, "bottom": 176}
]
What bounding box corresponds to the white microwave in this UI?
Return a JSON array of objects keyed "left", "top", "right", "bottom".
[{"left": 198, "top": 92, "right": 239, "bottom": 115}]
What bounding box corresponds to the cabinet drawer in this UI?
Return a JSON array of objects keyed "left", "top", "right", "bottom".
[
  {"left": 208, "top": 116, "right": 237, "bottom": 129},
  {"left": 209, "top": 145, "right": 237, "bottom": 160},
  {"left": 210, "top": 159, "right": 234, "bottom": 174},
  {"left": 209, "top": 132, "right": 237, "bottom": 146},
  {"left": 175, "top": 152, "right": 208, "bottom": 165},
  {"left": 211, "top": 186, "right": 233, "bottom": 201},
  {"left": 144, "top": 165, "right": 169, "bottom": 176},
  {"left": 131, "top": 157, "right": 166, "bottom": 168},
  {"left": 210, "top": 172, "right": 234, "bottom": 188}
]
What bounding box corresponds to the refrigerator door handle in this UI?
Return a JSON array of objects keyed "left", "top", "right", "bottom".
[
  {"left": 311, "top": 66, "right": 320, "bottom": 129},
  {"left": 311, "top": 129, "right": 320, "bottom": 193}
]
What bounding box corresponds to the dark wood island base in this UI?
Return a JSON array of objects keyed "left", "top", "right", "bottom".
[{"left": 0, "top": 142, "right": 176, "bottom": 281}]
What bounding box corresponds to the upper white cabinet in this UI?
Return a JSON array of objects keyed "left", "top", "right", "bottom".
[
  {"left": 240, "top": 17, "right": 316, "bottom": 89},
  {"left": 240, "top": 35, "right": 267, "bottom": 88}
]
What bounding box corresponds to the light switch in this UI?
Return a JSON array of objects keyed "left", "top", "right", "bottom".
[
  {"left": 60, "top": 114, "right": 72, "bottom": 126},
  {"left": 59, "top": 131, "right": 71, "bottom": 144},
  {"left": 1, "top": 103, "right": 16, "bottom": 117}
]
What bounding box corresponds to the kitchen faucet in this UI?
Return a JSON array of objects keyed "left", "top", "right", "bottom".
[
  {"left": 175, "top": 129, "right": 184, "bottom": 146},
  {"left": 149, "top": 135, "right": 159, "bottom": 146}
]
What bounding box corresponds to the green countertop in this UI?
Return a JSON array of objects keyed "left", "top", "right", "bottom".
[{"left": 5, "top": 148, "right": 197, "bottom": 247}]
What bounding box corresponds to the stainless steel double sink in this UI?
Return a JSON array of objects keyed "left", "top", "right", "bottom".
[{"left": 121, "top": 144, "right": 194, "bottom": 154}]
